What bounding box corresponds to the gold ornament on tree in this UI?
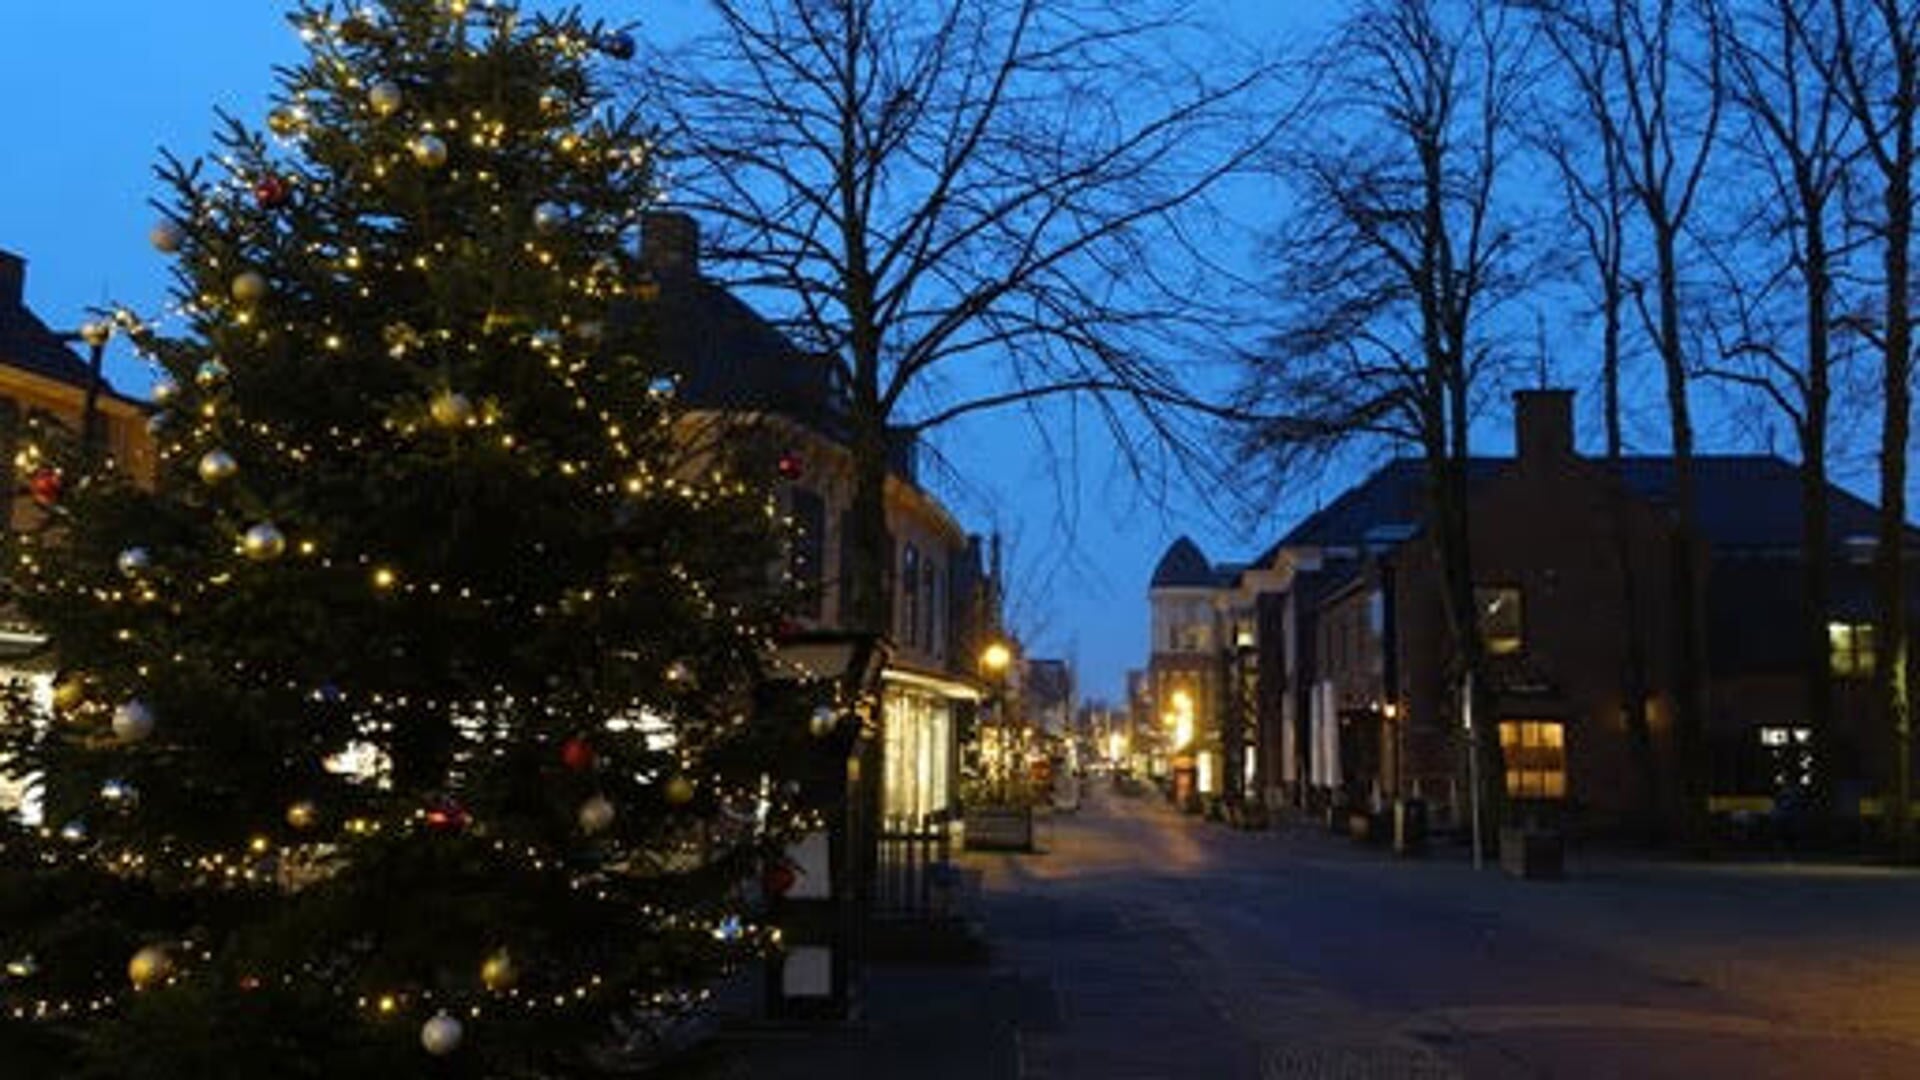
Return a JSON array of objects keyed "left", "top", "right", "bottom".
[
  {"left": 197, "top": 449, "right": 239, "bottom": 485},
  {"left": 429, "top": 390, "right": 474, "bottom": 428},
  {"left": 230, "top": 271, "right": 268, "bottom": 306},
  {"left": 127, "top": 945, "right": 173, "bottom": 990},
  {"left": 664, "top": 775, "right": 695, "bottom": 806},
  {"left": 241, "top": 522, "right": 287, "bottom": 562},
  {"left": 480, "top": 948, "right": 518, "bottom": 991},
  {"left": 285, "top": 801, "right": 319, "bottom": 830},
  {"left": 410, "top": 134, "right": 448, "bottom": 169}
]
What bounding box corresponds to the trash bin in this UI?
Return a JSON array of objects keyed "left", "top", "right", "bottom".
[{"left": 1393, "top": 798, "right": 1427, "bottom": 856}]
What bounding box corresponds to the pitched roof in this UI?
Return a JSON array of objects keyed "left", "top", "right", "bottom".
[
  {"left": 0, "top": 251, "right": 103, "bottom": 390},
  {"left": 1267, "top": 458, "right": 1503, "bottom": 556},
  {"left": 1259, "top": 453, "right": 1913, "bottom": 564},
  {"left": 1151, "top": 536, "right": 1217, "bottom": 588},
  {"left": 1611, "top": 455, "right": 1909, "bottom": 551}
]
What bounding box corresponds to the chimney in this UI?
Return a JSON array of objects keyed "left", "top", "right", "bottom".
[
  {"left": 640, "top": 211, "right": 699, "bottom": 276},
  {"left": 1514, "top": 389, "right": 1575, "bottom": 463},
  {"left": 0, "top": 249, "right": 24, "bottom": 308}
]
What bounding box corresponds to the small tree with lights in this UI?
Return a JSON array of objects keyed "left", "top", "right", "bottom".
[{"left": 0, "top": 2, "right": 827, "bottom": 1075}]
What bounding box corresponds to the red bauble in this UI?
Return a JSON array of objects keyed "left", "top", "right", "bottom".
[
  {"left": 776, "top": 451, "right": 804, "bottom": 480},
  {"left": 560, "top": 737, "right": 596, "bottom": 772},
  {"left": 27, "top": 468, "right": 62, "bottom": 505},
  {"left": 762, "top": 861, "right": 798, "bottom": 898},
  {"left": 424, "top": 799, "right": 470, "bottom": 832},
  {"left": 254, "top": 175, "right": 292, "bottom": 209}
]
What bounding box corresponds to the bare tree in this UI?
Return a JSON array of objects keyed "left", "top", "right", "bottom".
[
  {"left": 1537, "top": 0, "right": 1724, "bottom": 849},
  {"left": 1237, "top": 0, "right": 1539, "bottom": 848},
  {"left": 638, "top": 0, "right": 1288, "bottom": 635},
  {"left": 1697, "top": 0, "right": 1858, "bottom": 825},
  {"left": 1531, "top": 44, "right": 1665, "bottom": 833},
  {"left": 1821, "top": 0, "right": 1917, "bottom": 855}
]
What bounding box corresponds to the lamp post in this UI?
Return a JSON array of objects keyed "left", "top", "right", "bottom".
[
  {"left": 763, "top": 629, "right": 887, "bottom": 1022},
  {"left": 55, "top": 319, "right": 113, "bottom": 468}
]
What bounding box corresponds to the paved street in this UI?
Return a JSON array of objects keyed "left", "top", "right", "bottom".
[{"left": 973, "top": 784, "right": 1920, "bottom": 1079}]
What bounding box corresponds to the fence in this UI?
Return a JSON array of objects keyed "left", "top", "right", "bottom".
[{"left": 873, "top": 814, "right": 953, "bottom": 919}]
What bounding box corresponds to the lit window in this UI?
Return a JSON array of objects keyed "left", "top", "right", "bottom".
[
  {"left": 1828, "top": 622, "right": 1876, "bottom": 678},
  {"left": 1499, "top": 720, "right": 1565, "bottom": 800},
  {"left": 1477, "top": 587, "right": 1523, "bottom": 656}
]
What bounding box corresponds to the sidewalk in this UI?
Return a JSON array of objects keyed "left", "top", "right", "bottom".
[{"left": 694, "top": 962, "right": 1027, "bottom": 1079}]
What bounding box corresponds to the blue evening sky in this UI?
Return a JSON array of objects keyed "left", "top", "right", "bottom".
[{"left": 0, "top": 3, "right": 1875, "bottom": 702}]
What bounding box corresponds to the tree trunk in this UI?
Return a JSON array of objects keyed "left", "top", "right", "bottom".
[
  {"left": 1655, "top": 221, "right": 1710, "bottom": 853},
  {"left": 1878, "top": 153, "right": 1912, "bottom": 858},
  {"left": 1801, "top": 206, "right": 1835, "bottom": 828}
]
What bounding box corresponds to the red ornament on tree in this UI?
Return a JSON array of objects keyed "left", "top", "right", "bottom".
[
  {"left": 776, "top": 450, "right": 804, "bottom": 481},
  {"left": 254, "top": 175, "right": 292, "bottom": 209},
  {"left": 27, "top": 467, "right": 62, "bottom": 506},
  {"left": 560, "top": 736, "right": 595, "bottom": 772},
  {"left": 423, "top": 798, "right": 471, "bottom": 832},
  {"left": 762, "top": 861, "right": 798, "bottom": 898}
]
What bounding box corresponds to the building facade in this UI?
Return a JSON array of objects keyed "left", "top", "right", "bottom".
[
  {"left": 1220, "top": 389, "right": 1919, "bottom": 837},
  {"left": 642, "top": 213, "right": 997, "bottom": 834}
]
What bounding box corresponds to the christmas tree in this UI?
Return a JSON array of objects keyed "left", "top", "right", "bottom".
[{"left": 0, "top": 2, "right": 823, "bottom": 1075}]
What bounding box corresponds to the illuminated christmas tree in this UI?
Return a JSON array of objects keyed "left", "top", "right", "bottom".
[{"left": 0, "top": 2, "right": 819, "bottom": 1074}]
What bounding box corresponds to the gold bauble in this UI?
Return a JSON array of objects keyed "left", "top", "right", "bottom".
[
  {"left": 429, "top": 390, "right": 474, "bottom": 428},
  {"left": 128, "top": 945, "right": 173, "bottom": 990},
  {"left": 231, "top": 271, "right": 268, "bottom": 305},
  {"left": 267, "top": 107, "right": 302, "bottom": 137},
  {"left": 664, "top": 775, "right": 696, "bottom": 806},
  {"left": 285, "top": 801, "right": 319, "bottom": 830},
  {"left": 410, "top": 134, "right": 449, "bottom": 169},
  {"left": 480, "top": 948, "right": 518, "bottom": 991},
  {"left": 241, "top": 522, "right": 287, "bottom": 562},
  {"left": 197, "top": 449, "right": 239, "bottom": 485},
  {"left": 51, "top": 676, "right": 86, "bottom": 712}
]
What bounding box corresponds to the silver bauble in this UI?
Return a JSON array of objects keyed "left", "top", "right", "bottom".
[
  {"left": 79, "top": 321, "right": 111, "bottom": 348},
  {"left": 532, "top": 202, "right": 566, "bottom": 233},
  {"left": 420, "top": 1011, "right": 464, "bottom": 1056},
  {"left": 410, "top": 134, "right": 449, "bottom": 169},
  {"left": 112, "top": 699, "right": 156, "bottom": 744},
  {"left": 539, "top": 87, "right": 569, "bottom": 115},
  {"left": 241, "top": 522, "right": 287, "bottom": 562},
  {"left": 151, "top": 375, "right": 181, "bottom": 405},
  {"left": 197, "top": 449, "right": 239, "bottom": 485},
  {"left": 809, "top": 705, "right": 838, "bottom": 739},
  {"left": 196, "top": 358, "right": 230, "bottom": 389},
  {"left": 578, "top": 794, "right": 616, "bottom": 834},
  {"left": 369, "top": 80, "right": 404, "bottom": 117},
  {"left": 116, "top": 546, "right": 153, "bottom": 577}
]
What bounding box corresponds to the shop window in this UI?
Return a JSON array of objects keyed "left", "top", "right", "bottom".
[
  {"left": 1499, "top": 720, "right": 1565, "bottom": 800},
  {"left": 1477, "top": 587, "right": 1524, "bottom": 656},
  {"left": 1828, "top": 622, "right": 1875, "bottom": 678}
]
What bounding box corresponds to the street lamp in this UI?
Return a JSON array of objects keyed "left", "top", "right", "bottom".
[{"left": 979, "top": 640, "right": 1012, "bottom": 674}]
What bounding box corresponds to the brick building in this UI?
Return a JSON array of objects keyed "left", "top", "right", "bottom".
[{"left": 1231, "top": 389, "right": 1918, "bottom": 836}]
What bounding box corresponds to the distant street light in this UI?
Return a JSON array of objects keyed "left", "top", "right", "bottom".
[{"left": 980, "top": 640, "right": 1012, "bottom": 674}]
